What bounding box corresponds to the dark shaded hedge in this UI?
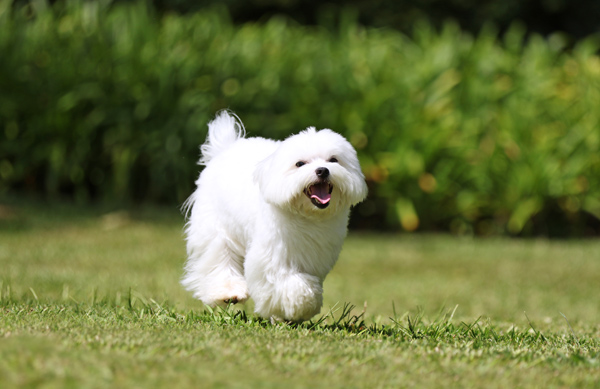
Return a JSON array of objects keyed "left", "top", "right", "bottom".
[
  {"left": 1, "top": 2, "right": 600, "bottom": 235},
  {"left": 154, "top": 0, "right": 600, "bottom": 42}
]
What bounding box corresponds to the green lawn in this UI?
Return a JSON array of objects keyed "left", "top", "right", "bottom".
[{"left": 1, "top": 201, "right": 599, "bottom": 388}]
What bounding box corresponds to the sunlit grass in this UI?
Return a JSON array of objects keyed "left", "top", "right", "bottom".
[{"left": 1, "top": 200, "right": 599, "bottom": 387}]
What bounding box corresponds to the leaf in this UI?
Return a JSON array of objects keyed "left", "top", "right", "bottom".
[
  {"left": 507, "top": 197, "right": 543, "bottom": 234},
  {"left": 396, "top": 197, "right": 419, "bottom": 231}
]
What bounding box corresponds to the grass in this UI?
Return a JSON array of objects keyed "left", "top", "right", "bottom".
[{"left": 1, "top": 199, "right": 599, "bottom": 388}]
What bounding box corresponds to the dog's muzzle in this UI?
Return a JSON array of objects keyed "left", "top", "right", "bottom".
[{"left": 305, "top": 167, "right": 333, "bottom": 209}]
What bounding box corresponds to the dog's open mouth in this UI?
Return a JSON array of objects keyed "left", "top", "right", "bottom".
[{"left": 304, "top": 182, "right": 333, "bottom": 209}]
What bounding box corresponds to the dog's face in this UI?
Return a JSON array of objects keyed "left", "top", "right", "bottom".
[{"left": 254, "top": 128, "right": 368, "bottom": 217}]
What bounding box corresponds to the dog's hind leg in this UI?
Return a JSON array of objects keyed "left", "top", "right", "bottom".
[{"left": 182, "top": 236, "right": 248, "bottom": 307}]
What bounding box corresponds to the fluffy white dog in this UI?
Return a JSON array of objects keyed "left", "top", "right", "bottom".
[{"left": 182, "top": 111, "right": 368, "bottom": 322}]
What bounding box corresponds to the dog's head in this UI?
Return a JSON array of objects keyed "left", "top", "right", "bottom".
[{"left": 254, "top": 128, "right": 368, "bottom": 217}]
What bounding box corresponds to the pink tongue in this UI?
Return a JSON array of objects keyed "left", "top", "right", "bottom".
[{"left": 310, "top": 183, "right": 331, "bottom": 204}]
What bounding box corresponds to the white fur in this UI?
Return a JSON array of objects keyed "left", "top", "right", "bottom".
[{"left": 182, "top": 111, "right": 368, "bottom": 322}]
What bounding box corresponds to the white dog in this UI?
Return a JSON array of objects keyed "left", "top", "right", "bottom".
[{"left": 182, "top": 111, "right": 367, "bottom": 322}]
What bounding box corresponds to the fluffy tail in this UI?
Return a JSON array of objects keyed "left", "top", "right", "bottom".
[{"left": 199, "top": 110, "right": 246, "bottom": 166}]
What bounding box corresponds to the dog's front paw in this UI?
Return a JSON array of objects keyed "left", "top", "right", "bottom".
[
  {"left": 252, "top": 273, "right": 323, "bottom": 322},
  {"left": 203, "top": 278, "right": 249, "bottom": 307}
]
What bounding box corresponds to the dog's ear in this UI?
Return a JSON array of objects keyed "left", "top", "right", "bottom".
[
  {"left": 254, "top": 153, "right": 300, "bottom": 206},
  {"left": 253, "top": 155, "right": 279, "bottom": 205}
]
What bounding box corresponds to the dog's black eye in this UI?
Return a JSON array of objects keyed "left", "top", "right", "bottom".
[
  {"left": 295, "top": 161, "right": 306, "bottom": 168},
  {"left": 328, "top": 157, "right": 338, "bottom": 163}
]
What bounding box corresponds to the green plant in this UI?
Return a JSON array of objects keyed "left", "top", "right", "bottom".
[{"left": 1, "top": 1, "right": 600, "bottom": 235}]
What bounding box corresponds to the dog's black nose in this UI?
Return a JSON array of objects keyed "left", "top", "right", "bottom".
[{"left": 315, "top": 167, "right": 329, "bottom": 178}]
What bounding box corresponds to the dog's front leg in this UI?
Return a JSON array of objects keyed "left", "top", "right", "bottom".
[{"left": 244, "top": 246, "right": 324, "bottom": 322}]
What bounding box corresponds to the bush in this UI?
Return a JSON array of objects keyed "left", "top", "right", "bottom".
[{"left": 1, "top": 1, "right": 600, "bottom": 235}]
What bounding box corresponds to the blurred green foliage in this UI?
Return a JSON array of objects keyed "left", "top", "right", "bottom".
[{"left": 1, "top": 1, "right": 600, "bottom": 235}]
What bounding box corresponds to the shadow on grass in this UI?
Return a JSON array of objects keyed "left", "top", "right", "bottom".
[{"left": 0, "top": 195, "right": 183, "bottom": 232}]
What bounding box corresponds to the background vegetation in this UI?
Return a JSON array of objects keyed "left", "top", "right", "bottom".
[{"left": 1, "top": 0, "right": 600, "bottom": 236}]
